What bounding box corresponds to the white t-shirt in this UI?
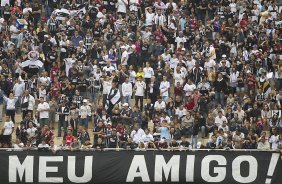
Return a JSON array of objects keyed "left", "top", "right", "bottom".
[
  {"left": 10, "top": 25, "right": 19, "bottom": 39},
  {"left": 161, "top": 53, "right": 171, "bottom": 63},
  {"left": 121, "top": 50, "right": 128, "bottom": 66},
  {"left": 135, "top": 81, "right": 146, "bottom": 96},
  {"left": 3, "top": 121, "right": 14, "bottom": 135},
  {"left": 145, "top": 12, "right": 155, "bottom": 26},
  {"left": 269, "top": 135, "right": 279, "bottom": 149},
  {"left": 143, "top": 67, "right": 154, "bottom": 79},
  {"left": 175, "top": 36, "right": 187, "bottom": 49},
  {"left": 204, "top": 59, "right": 217, "bottom": 70},
  {"left": 159, "top": 81, "right": 170, "bottom": 97},
  {"left": 23, "top": 7, "right": 32, "bottom": 15},
  {"left": 174, "top": 71, "right": 185, "bottom": 85},
  {"left": 26, "top": 127, "right": 37, "bottom": 137},
  {"left": 37, "top": 102, "right": 50, "bottom": 119},
  {"left": 64, "top": 58, "right": 76, "bottom": 76},
  {"left": 183, "top": 83, "right": 196, "bottom": 96},
  {"left": 116, "top": 0, "right": 128, "bottom": 13},
  {"left": 13, "top": 82, "right": 25, "bottom": 97},
  {"left": 154, "top": 101, "right": 166, "bottom": 110},
  {"left": 215, "top": 116, "right": 228, "bottom": 127}
]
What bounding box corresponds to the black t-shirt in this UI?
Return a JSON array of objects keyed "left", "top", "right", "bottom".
[
  {"left": 108, "top": 135, "right": 118, "bottom": 148},
  {"left": 77, "top": 78, "right": 87, "bottom": 92},
  {"left": 93, "top": 126, "right": 107, "bottom": 140},
  {"left": 32, "top": 7, "right": 41, "bottom": 19}
]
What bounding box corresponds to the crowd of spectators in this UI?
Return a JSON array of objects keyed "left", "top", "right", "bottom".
[{"left": 0, "top": 0, "right": 282, "bottom": 151}]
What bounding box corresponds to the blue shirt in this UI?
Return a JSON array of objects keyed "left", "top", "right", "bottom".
[
  {"left": 158, "top": 127, "right": 170, "bottom": 140},
  {"left": 71, "top": 35, "right": 83, "bottom": 47}
]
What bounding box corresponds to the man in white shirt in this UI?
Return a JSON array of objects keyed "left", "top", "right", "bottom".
[
  {"left": 79, "top": 99, "right": 91, "bottom": 129},
  {"left": 204, "top": 56, "right": 217, "bottom": 70},
  {"left": 269, "top": 128, "right": 279, "bottom": 149},
  {"left": 143, "top": 62, "right": 154, "bottom": 80},
  {"left": 142, "top": 128, "right": 154, "bottom": 145},
  {"left": 154, "top": 97, "right": 166, "bottom": 113},
  {"left": 122, "top": 77, "right": 133, "bottom": 107},
  {"left": 116, "top": 0, "right": 128, "bottom": 15},
  {"left": 234, "top": 106, "right": 245, "bottom": 122},
  {"left": 130, "top": 123, "right": 145, "bottom": 144},
  {"left": 159, "top": 76, "right": 170, "bottom": 102},
  {"left": 175, "top": 31, "right": 187, "bottom": 49},
  {"left": 101, "top": 75, "right": 112, "bottom": 106},
  {"left": 145, "top": 7, "right": 155, "bottom": 26},
  {"left": 183, "top": 79, "right": 196, "bottom": 97},
  {"left": 37, "top": 97, "right": 50, "bottom": 127},
  {"left": 134, "top": 76, "right": 146, "bottom": 111},
  {"left": 13, "top": 79, "right": 25, "bottom": 112},
  {"left": 103, "top": 60, "right": 115, "bottom": 73},
  {"left": 120, "top": 46, "right": 128, "bottom": 66},
  {"left": 10, "top": 20, "right": 19, "bottom": 46},
  {"left": 214, "top": 111, "right": 228, "bottom": 127},
  {"left": 161, "top": 49, "right": 171, "bottom": 63},
  {"left": 23, "top": 3, "right": 32, "bottom": 15}
]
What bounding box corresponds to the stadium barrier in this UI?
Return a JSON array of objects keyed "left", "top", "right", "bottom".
[{"left": 0, "top": 149, "right": 281, "bottom": 184}]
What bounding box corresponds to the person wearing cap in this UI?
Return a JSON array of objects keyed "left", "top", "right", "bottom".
[
  {"left": 79, "top": 99, "right": 91, "bottom": 129},
  {"left": 120, "top": 102, "right": 131, "bottom": 124},
  {"left": 107, "top": 127, "right": 119, "bottom": 148}
]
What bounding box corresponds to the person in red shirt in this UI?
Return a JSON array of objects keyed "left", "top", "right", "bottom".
[
  {"left": 65, "top": 128, "right": 74, "bottom": 146},
  {"left": 50, "top": 62, "right": 60, "bottom": 82},
  {"left": 50, "top": 77, "right": 61, "bottom": 98},
  {"left": 174, "top": 82, "right": 183, "bottom": 97},
  {"left": 154, "top": 26, "right": 164, "bottom": 43},
  {"left": 184, "top": 96, "right": 195, "bottom": 111},
  {"left": 42, "top": 125, "right": 54, "bottom": 145}
]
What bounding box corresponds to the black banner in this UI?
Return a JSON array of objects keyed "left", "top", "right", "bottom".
[{"left": 0, "top": 150, "right": 281, "bottom": 184}]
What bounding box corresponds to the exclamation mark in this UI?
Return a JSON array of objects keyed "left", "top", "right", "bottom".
[{"left": 265, "top": 153, "right": 280, "bottom": 184}]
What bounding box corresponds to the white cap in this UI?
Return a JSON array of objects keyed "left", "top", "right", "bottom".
[
  {"left": 222, "top": 54, "right": 226, "bottom": 58},
  {"left": 44, "top": 34, "right": 49, "bottom": 38},
  {"left": 246, "top": 70, "right": 251, "bottom": 74},
  {"left": 123, "top": 103, "right": 129, "bottom": 107},
  {"left": 120, "top": 46, "right": 126, "bottom": 49},
  {"left": 83, "top": 99, "right": 88, "bottom": 103}
]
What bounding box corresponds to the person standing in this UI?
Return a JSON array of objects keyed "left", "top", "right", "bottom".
[
  {"left": 21, "top": 90, "right": 35, "bottom": 119},
  {"left": 57, "top": 101, "right": 70, "bottom": 137},
  {"left": 214, "top": 73, "right": 227, "bottom": 107},
  {"left": 159, "top": 76, "right": 170, "bottom": 102},
  {"left": 148, "top": 76, "right": 159, "bottom": 104},
  {"left": 37, "top": 97, "right": 50, "bottom": 127},
  {"left": 79, "top": 99, "right": 91, "bottom": 129},
  {"left": 2, "top": 92, "right": 17, "bottom": 123},
  {"left": 122, "top": 77, "right": 133, "bottom": 107},
  {"left": 2, "top": 116, "right": 14, "bottom": 146},
  {"left": 134, "top": 76, "right": 146, "bottom": 111},
  {"left": 106, "top": 82, "right": 121, "bottom": 114}
]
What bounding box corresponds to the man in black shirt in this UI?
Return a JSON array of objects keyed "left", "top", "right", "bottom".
[
  {"left": 214, "top": 73, "right": 227, "bottom": 106},
  {"left": 108, "top": 128, "right": 119, "bottom": 148},
  {"left": 93, "top": 120, "right": 107, "bottom": 144},
  {"left": 77, "top": 73, "right": 87, "bottom": 98}
]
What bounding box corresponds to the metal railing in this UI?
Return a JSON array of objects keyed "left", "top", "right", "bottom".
[{"left": 0, "top": 147, "right": 278, "bottom": 152}]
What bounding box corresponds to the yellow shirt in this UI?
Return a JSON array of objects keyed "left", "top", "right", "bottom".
[{"left": 136, "top": 72, "right": 144, "bottom": 78}]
